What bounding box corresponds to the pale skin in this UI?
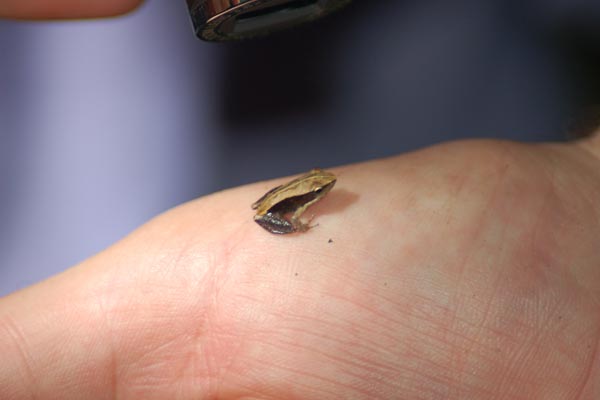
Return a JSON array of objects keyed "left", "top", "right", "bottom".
[
  {"left": 2, "top": 3, "right": 600, "bottom": 399},
  {"left": 0, "top": 0, "right": 142, "bottom": 19}
]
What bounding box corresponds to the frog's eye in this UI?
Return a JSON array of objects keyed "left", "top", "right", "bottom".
[{"left": 314, "top": 187, "right": 324, "bottom": 193}]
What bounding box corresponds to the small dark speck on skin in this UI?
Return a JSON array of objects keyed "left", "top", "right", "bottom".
[
  {"left": 558, "top": 315, "right": 563, "bottom": 320},
  {"left": 295, "top": 272, "right": 299, "bottom": 277},
  {"left": 383, "top": 282, "right": 387, "bottom": 287},
  {"left": 328, "top": 239, "right": 333, "bottom": 243}
]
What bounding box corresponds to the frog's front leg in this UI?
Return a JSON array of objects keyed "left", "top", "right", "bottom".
[
  {"left": 254, "top": 212, "right": 297, "bottom": 234},
  {"left": 290, "top": 204, "right": 315, "bottom": 232}
]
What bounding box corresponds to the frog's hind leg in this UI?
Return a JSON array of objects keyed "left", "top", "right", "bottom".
[{"left": 254, "top": 214, "right": 297, "bottom": 234}]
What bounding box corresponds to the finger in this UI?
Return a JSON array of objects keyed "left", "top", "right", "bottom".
[
  {"left": 0, "top": 0, "right": 143, "bottom": 19},
  {"left": 0, "top": 254, "right": 132, "bottom": 400},
  {"left": 0, "top": 214, "right": 219, "bottom": 400},
  {"left": 0, "top": 273, "right": 109, "bottom": 398},
  {"left": 0, "top": 188, "right": 270, "bottom": 400}
]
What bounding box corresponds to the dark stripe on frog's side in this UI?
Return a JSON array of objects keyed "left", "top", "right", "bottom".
[{"left": 266, "top": 191, "right": 322, "bottom": 215}]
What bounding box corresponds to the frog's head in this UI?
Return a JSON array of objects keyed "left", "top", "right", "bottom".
[{"left": 306, "top": 169, "right": 337, "bottom": 197}]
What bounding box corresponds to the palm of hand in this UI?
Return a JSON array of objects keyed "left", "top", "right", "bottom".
[{"left": 3, "top": 140, "right": 600, "bottom": 400}]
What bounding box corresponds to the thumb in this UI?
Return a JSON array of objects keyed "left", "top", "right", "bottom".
[{"left": 0, "top": 208, "right": 208, "bottom": 400}]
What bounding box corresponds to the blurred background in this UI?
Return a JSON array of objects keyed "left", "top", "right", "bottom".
[{"left": 1, "top": 0, "right": 599, "bottom": 295}]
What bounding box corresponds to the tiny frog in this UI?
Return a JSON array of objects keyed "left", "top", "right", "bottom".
[{"left": 252, "top": 168, "right": 337, "bottom": 234}]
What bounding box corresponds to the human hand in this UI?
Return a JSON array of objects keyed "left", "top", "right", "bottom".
[
  {"left": 1, "top": 135, "right": 600, "bottom": 399},
  {"left": 0, "top": 0, "right": 143, "bottom": 19}
]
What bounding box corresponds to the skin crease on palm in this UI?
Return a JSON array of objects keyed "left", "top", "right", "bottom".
[{"left": 1, "top": 3, "right": 600, "bottom": 400}]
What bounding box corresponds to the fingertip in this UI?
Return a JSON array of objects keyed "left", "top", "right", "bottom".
[{"left": 0, "top": 0, "right": 144, "bottom": 19}]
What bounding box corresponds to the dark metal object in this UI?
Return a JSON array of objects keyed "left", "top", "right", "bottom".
[{"left": 186, "top": 0, "right": 352, "bottom": 41}]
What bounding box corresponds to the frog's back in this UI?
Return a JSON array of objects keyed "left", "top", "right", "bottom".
[{"left": 251, "top": 184, "right": 283, "bottom": 210}]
